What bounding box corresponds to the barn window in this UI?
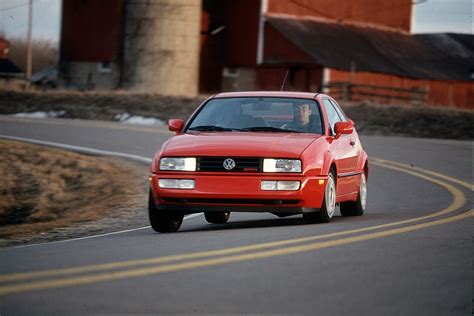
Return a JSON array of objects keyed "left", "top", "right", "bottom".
[{"left": 98, "top": 62, "right": 112, "bottom": 74}]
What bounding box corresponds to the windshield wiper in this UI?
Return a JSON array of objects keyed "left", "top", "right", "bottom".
[
  {"left": 241, "top": 126, "right": 302, "bottom": 133},
  {"left": 188, "top": 125, "right": 243, "bottom": 132}
]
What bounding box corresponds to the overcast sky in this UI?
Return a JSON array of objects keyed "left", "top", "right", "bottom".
[{"left": 0, "top": 0, "right": 472, "bottom": 43}]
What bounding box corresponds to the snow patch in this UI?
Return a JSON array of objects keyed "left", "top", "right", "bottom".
[
  {"left": 13, "top": 111, "right": 66, "bottom": 118},
  {"left": 114, "top": 112, "right": 165, "bottom": 126}
]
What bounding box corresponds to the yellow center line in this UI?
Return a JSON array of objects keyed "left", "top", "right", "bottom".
[
  {"left": 0, "top": 159, "right": 468, "bottom": 287},
  {"left": 372, "top": 158, "right": 473, "bottom": 191},
  {"left": 0, "top": 209, "right": 471, "bottom": 296}
]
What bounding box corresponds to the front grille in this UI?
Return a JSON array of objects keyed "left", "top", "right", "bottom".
[{"left": 197, "top": 157, "right": 262, "bottom": 172}]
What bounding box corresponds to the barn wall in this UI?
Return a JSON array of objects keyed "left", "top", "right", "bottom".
[
  {"left": 329, "top": 69, "right": 474, "bottom": 109},
  {"left": 267, "top": 0, "right": 412, "bottom": 31},
  {"left": 199, "top": 0, "right": 260, "bottom": 93},
  {"left": 60, "top": 0, "right": 123, "bottom": 62}
]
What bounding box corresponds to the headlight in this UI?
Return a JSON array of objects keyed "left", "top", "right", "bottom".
[
  {"left": 160, "top": 157, "right": 196, "bottom": 171},
  {"left": 263, "top": 159, "right": 301, "bottom": 173}
]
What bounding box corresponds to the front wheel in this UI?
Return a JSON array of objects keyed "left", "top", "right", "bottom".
[
  {"left": 148, "top": 192, "right": 184, "bottom": 233},
  {"left": 303, "top": 171, "right": 336, "bottom": 223},
  {"left": 204, "top": 212, "right": 230, "bottom": 224},
  {"left": 340, "top": 173, "right": 366, "bottom": 217}
]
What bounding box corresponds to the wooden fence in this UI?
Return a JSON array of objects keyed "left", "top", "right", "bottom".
[{"left": 324, "top": 82, "right": 428, "bottom": 105}]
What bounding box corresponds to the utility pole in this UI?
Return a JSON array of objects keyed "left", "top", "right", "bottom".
[{"left": 26, "top": 0, "right": 33, "bottom": 81}]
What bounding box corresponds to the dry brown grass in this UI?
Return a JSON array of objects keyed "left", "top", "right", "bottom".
[{"left": 0, "top": 140, "right": 146, "bottom": 239}]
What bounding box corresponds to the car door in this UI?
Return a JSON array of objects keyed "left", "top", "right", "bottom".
[
  {"left": 330, "top": 98, "right": 361, "bottom": 179},
  {"left": 321, "top": 98, "right": 359, "bottom": 196}
]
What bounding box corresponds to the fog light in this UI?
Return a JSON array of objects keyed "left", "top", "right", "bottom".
[
  {"left": 261, "top": 181, "right": 278, "bottom": 190},
  {"left": 261, "top": 180, "right": 300, "bottom": 191},
  {"left": 277, "top": 181, "right": 300, "bottom": 190},
  {"left": 176, "top": 179, "right": 195, "bottom": 189},
  {"left": 158, "top": 179, "right": 195, "bottom": 189}
]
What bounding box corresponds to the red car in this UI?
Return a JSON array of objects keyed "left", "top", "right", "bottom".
[{"left": 149, "top": 91, "right": 368, "bottom": 232}]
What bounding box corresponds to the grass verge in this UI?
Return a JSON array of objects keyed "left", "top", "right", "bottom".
[{"left": 0, "top": 139, "right": 147, "bottom": 243}]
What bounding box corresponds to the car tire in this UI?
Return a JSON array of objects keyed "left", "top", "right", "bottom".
[
  {"left": 303, "top": 170, "right": 336, "bottom": 223},
  {"left": 148, "top": 191, "right": 184, "bottom": 233},
  {"left": 204, "top": 212, "right": 230, "bottom": 224},
  {"left": 340, "top": 173, "right": 366, "bottom": 217}
]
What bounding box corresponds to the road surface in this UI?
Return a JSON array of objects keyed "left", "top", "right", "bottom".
[{"left": 0, "top": 116, "right": 472, "bottom": 315}]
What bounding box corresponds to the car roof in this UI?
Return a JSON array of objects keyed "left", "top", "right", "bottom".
[{"left": 212, "top": 91, "right": 322, "bottom": 99}]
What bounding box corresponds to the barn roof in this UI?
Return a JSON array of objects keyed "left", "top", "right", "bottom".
[
  {"left": 0, "top": 58, "right": 23, "bottom": 76},
  {"left": 266, "top": 16, "right": 473, "bottom": 81}
]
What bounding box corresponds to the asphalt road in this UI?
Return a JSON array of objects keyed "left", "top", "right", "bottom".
[{"left": 0, "top": 116, "right": 472, "bottom": 315}]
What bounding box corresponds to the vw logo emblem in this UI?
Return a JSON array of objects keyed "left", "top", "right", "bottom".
[{"left": 223, "top": 158, "right": 236, "bottom": 170}]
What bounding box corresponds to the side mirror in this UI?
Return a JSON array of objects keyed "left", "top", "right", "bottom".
[
  {"left": 334, "top": 121, "right": 353, "bottom": 135},
  {"left": 168, "top": 119, "right": 184, "bottom": 134}
]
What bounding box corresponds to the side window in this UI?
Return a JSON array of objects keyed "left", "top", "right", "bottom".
[
  {"left": 329, "top": 99, "right": 347, "bottom": 122},
  {"left": 322, "top": 98, "right": 342, "bottom": 135}
]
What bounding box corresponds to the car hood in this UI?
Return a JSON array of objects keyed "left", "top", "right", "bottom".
[{"left": 162, "top": 132, "right": 322, "bottom": 157}]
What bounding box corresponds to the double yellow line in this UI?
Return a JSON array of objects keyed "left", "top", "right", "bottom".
[{"left": 0, "top": 159, "right": 471, "bottom": 296}]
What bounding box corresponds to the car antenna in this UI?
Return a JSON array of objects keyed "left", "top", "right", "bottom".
[{"left": 280, "top": 69, "right": 289, "bottom": 91}]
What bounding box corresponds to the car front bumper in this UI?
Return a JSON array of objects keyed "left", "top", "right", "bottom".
[{"left": 149, "top": 173, "right": 327, "bottom": 214}]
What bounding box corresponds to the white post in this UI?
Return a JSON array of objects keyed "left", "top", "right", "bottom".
[
  {"left": 410, "top": 1, "right": 416, "bottom": 34},
  {"left": 26, "top": 0, "right": 33, "bottom": 80},
  {"left": 256, "top": 0, "right": 268, "bottom": 65},
  {"left": 322, "top": 67, "right": 330, "bottom": 93}
]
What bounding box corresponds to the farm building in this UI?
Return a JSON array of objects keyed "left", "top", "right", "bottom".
[
  {"left": 59, "top": 0, "right": 473, "bottom": 108},
  {"left": 0, "top": 37, "right": 26, "bottom": 90}
]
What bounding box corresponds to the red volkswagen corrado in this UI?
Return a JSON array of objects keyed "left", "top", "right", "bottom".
[{"left": 149, "top": 91, "right": 368, "bottom": 232}]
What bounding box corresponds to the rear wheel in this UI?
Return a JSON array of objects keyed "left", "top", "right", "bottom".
[
  {"left": 340, "top": 173, "right": 366, "bottom": 217},
  {"left": 148, "top": 191, "right": 183, "bottom": 233},
  {"left": 303, "top": 171, "right": 336, "bottom": 223},
  {"left": 204, "top": 212, "right": 230, "bottom": 224}
]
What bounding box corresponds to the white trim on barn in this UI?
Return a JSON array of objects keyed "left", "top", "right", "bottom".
[{"left": 257, "top": 0, "right": 268, "bottom": 65}]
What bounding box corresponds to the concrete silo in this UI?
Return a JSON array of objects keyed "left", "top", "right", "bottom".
[{"left": 123, "top": 0, "right": 201, "bottom": 96}]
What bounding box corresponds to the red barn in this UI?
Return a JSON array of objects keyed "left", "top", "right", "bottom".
[
  {"left": 59, "top": 0, "right": 201, "bottom": 95},
  {"left": 59, "top": 0, "right": 473, "bottom": 107},
  {"left": 200, "top": 0, "right": 473, "bottom": 108},
  {"left": 59, "top": 0, "right": 124, "bottom": 89}
]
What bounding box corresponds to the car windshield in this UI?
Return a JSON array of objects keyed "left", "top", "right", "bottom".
[{"left": 186, "top": 97, "right": 323, "bottom": 134}]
